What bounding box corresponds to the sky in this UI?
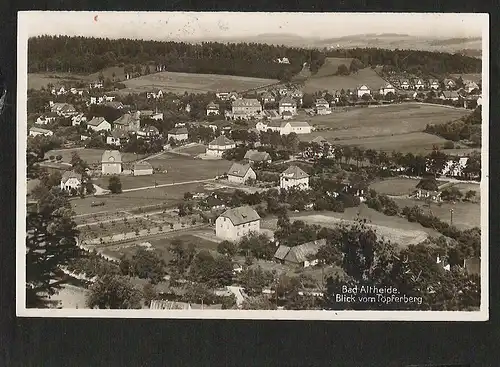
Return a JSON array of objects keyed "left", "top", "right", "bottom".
[{"left": 21, "top": 12, "right": 485, "bottom": 41}]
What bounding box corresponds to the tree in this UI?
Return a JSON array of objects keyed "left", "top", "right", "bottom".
[
  {"left": 168, "top": 239, "right": 196, "bottom": 275},
  {"left": 238, "top": 232, "right": 275, "bottom": 260},
  {"left": 241, "top": 295, "right": 276, "bottom": 310},
  {"left": 238, "top": 266, "right": 274, "bottom": 296},
  {"left": 129, "top": 248, "right": 167, "bottom": 284},
  {"left": 26, "top": 185, "right": 81, "bottom": 308},
  {"left": 86, "top": 275, "right": 142, "bottom": 309},
  {"left": 217, "top": 240, "right": 238, "bottom": 257},
  {"left": 108, "top": 175, "right": 122, "bottom": 194},
  {"left": 416, "top": 177, "right": 439, "bottom": 191},
  {"left": 189, "top": 250, "right": 234, "bottom": 288},
  {"left": 336, "top": 64, "right": 349, "bottom": 76},
  {"left": 142, "top": 282, "right": 158, "bottom": 307}
]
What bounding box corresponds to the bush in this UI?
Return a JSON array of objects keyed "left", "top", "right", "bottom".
[{"left": 443, "top": 141, "right": 455, "bottom": 149}]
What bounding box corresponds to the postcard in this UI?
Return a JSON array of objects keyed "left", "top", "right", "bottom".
[{"left": 17, "top": 11, "right": 488, "bottom": 320}]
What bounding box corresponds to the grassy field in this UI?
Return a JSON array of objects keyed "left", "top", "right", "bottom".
[
  {"left": 145, "top": 153, "right": 232, "bottom": 180},
  {"left": 393, "top": 198, "right": 480, "bottom": 230},
  {"left": 45, "top": 148, "right": 145, "bottom": 165},
  {"left": 369, "top": 178, "right": 422, "bottom": 196},
  {"left": 175, "top": 144, "right": 207, "bottom": 157},
  {"left": 28, "top": 73, "right": 88, "bottom": 90},
  {"left": 311, "top": 57, "right": 354, "bottom": 78},
  {"left": 303, "top": 67, "right": 387, "bottom": 93},
  {"left": 114, "top": 71, "right": 278, "bottom": 95}
]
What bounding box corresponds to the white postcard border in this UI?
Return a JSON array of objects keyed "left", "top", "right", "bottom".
[{"left": 16, "top": 11, "right": 490, "bottom": 321}]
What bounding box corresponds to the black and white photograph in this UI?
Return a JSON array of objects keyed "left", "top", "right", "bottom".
[{"left": 17, "top": 12, "right": 489, "bottom": 320}]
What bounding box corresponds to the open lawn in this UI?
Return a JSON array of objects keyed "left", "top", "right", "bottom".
[
  {"left": 303, "top": 67, "right": 387, "bottom": 93},
  {"left": 175, "top": 144, "right": 207, "bottom": 157},
  {"left": 305, "top": 103, "right": 469, "bottom": 138},
  {"left": 114, "top": 71, "right": 278, "bottom": 95},
  {"left": 369, "top": 178, "right": 422, "bottom": 196},
  {"left": 28, "top": 73, "right": 88, "bottom": 90},
  {"left": 45, "top": 148, "right": 145, "bottom": 165},
  {"left": 70, "top": 182, "right": 207, "bottom": 215},
  {"left": 393, "top": 198, "right": 480, "bottom": 230},
  {"left": 145, "top": 152, "right": 232, "bottom": 180},
  {"left": 311, "top": 57, "right": 354, "bottom": 78}
]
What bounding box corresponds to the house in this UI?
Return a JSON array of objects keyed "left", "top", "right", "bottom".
[
  {"left": 314, "top": 98, "right": 331, "bottom": 115},
  {"left": 379, "top": 83, "right": 396, "bottom": 96},
  {"left": 206, "top": 135, "right": 236, "bottom": 157},
  {"left": 87, "top": 117, "right": 111, "bottom": 132},
  {"left": 113, "top": 112, "right": 141, "bottom": 132},
  {"left": 71, "top": 113, "right": 87, "bottom": 126},
  {"left": 261, "top": 91, "right": 275, "bottom": 104},
  {"left": 215, "top": 206, "right": 261, "bottom": 242},
  {"left": 167, "top": 127, "right": 189, "bottom": 142},
  {"left": 356, "top": 85, "right": 371, "bottom": 98},
  {"left": 429, "top": 79, "right": 440, "bottom": 90},
  {"left": 70, "top": 87, "right": 84, "bottom": 96},
  {"left": 60, "top": 171, "right": 82, "bottom": 192},
  {"left": 278, "top": 239, "right": 326, "bottom": 268},
  {"left": 206, "top": 102, "right": 220, "bottom": 116},
  {"left": 244, "top": 149, "right": 272, "bottom": 164},
  {"left": 101, "top": 150, "right": 122, "bottom": 175},
  {"left": 29, "top": 127, "right": 53, "bottom": 137},
  {"left": 150, "top": 112, "right": 164, "bottom": 121},
  {"left": 132, "top": 161, "right": 153, "bottom": 176},
  {"left": 278, "top": 96, "right": 297, "bottom": 116},
  {"left": 137, "top": 126, "right": 160, "bottom": 140},
  {"left": 464, "top": 80, "right": 479, "bottom": 93},
  {"left": 147, "top": 89, "right": 163, "bottom": 99},
  {"left": 228, "top": 92, "right": 240, "bottom": 101},
  {"left": 216, "top": 92, "right": 230, "bottom": 100},
  {"left": 441, "top": 157, "right": 468, "bottom": 177},
  {"left": 400, "top": 79, "right": 410, "bottom": 90},
  {"left": 105, "top": 101, "right": 124, "bottom": 110},
  {"left": 439, "top": 91, "right": 460, "bottom": 101},
  {"left": 273, "top": 245, "right": 291, "bottom": 263},
  {"left": 231, "top": 98, "right": 262, "bottom": 119},
  {"left": 412, "top": 79, "right": 425, "bottom": 90},
  {"left": 50, "top": 102, "right": 76, "bottom": 117},
  {"left": 89, "top": 81, "right": 103, "bottom": 89},
  {"left": 227, "top": 163, "right": 256, "bottom": 184},
  {"left": 443, "top": 78, "right": 457, "bottom": 90},
  {"left": 280, "top": 121, "right": 312, "bottom": 135},
  {"left": 276, "top": 57, "right": 290, "bottom": 64},
  {"left": 106, "top": 129, "right": 129, "bottom": 147},
  {"left": 436, "top": 255, "right": 451, "bottom": 271},
  {"left": 35, "top": 113, "right": 57, "bottom": 125},
  {"left": 280, "top": 165, "right": 309, "bottom": 190}
]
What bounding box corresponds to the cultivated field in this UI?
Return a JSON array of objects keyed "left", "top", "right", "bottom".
[
  {"left": 115, "top": 71, "right": 279, "bottom": 95},
  {"left": 311, "top": 57, "right": 355, "bottom": 78},
  {"left": 394, "top": 198, "right": 480, "bottom": 230},
  {"left": 270, "top": 205, "right": 443, "bottom": 247},
  {"left": 45, "top": 148, "right": 145, "bottom": 165},
  {"left": 303, "top": 67, "right": 387, "bottom": 93},
  {"left": 28, "top": 73, "right": 87, "bottom": 90}
]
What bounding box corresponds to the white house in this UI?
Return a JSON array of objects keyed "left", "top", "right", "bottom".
[
  {"left": 231, "top": 98, "right": 262, "bottom": 119},
  {"left": 215, "top": 206, "right": 261, "bottom": 242},
  {"left": 357, "top": 85, "right": 371, "bottom": 98},
  {"left": 89, "top": 81, "right": 103, "bottom": 89},
  {"left": 132, "top": 161, "right": 153, "bottom": 176},
  {"left": 379, "top": 83, "right": 396, "bottom": 96},
  {"left": 106, "top": 129, "right": 129, "bottom": 147},
  {"left": 276, "top": 57, "right": 290, "bottom": 64},
  {"left": 412, "top": 79, "right": 425, "bottom": 90},
  {"left": 137, "top": 126, "right": 160, "bottom": 140},
  {"left": 314, "top": 98, "right": 331, "bottom": 114},
  {"left": 60, "top": 171, "right": 82, "bottom": 192},
  {"left": 35, "top": 114, "right": 57, "bottom": 125},
  {"left": 439, "top": 91, "right": 460, "bottom": 101},
  {"left": 206, "top": 135, "right": 236, "bottom": 157},
  {"left": 206, "top": 102, "right": 220, "bottom": 116},
  {"left": 147, "top": 90, "right": 163, "bottom": 99},
  {"left": 429, "top": 79, "right": 440, "bottom": 90},
  {"left": 280, "top": 121, "right": 312, "bottom": 135},
  {"left": 71, "top": 113, "right": 87, "bottom": 126},
  {"left": 50, "top": 102, "right": 76, "bottom": 117},
  {"left": 464, "top": 80, "right": 479, "bottom": 93},
  {"left": 167, "top": 127, "right": 189, "bottom": 142},
  {"left": 29, "top": 127, "right": 53, "bottom": 137},
  {"left": 441, "top": 157, "right": 468, "bottom": 177},
  {"left": 280, "top": 165, "right": 309, "bottom": 190},
  {"left": 227, "top": 163, "right": 256, "bottom": 184},
  {"left": 101, "top": 150, "right": 122, "bottom": 175},
  {"left": 400, "top": 79, "right": 411, "bottom": 90},
  {"left": 278, "top": 96, "right": 297, "bottom": 116},
  {"left": 87, "top": 117, "right": 111, "bottom": 132}
]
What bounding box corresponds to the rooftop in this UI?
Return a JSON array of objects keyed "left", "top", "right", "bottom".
[
  {"left": 227, "top": 162, "right": 252, "bottom": 178},
  {"left": 219, "top": 206, "right": 260, "bottom": 226},
  {"left": 284, "top": 239, "right": 326, "bottom": 264},
  {"left": 209, "top": 135, "right": 235, "bottom": 147},
  {"left": 280, "top": 165, "right": 309, "bottom": 179},
  {"left": 101, "top": 150, "right": 122, "bottom": 163}
]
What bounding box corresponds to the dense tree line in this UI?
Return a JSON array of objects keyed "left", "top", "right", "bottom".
[{"left": 28, "top": 36, "right": 325, "bottom": 81}]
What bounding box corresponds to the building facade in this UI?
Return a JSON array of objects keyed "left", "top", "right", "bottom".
[
  {"left": 227, "top": 163, "right": 256, "bottom": 184},
  {"left": 101, "top": 150, "right": 122, "bottom": 175},
  {"left": 280, "top": 165, "right": 310, "bottom": 190},
  {"left": 215, "top": 206, "right": 261, "bottom": 242},
  {"left": 206, "top": 135, "right": 236, "bottom": 157}
]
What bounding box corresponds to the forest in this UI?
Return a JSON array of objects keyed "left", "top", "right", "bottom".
[{"left": 28, "top": 36, "right": 481, "bottom": 82}]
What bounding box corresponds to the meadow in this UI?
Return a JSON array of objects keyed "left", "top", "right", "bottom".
[
  {"left": 303, "top": 67, "right": 388, "bottom": 93},
  {"left": 28, "top": 73, "right": 87, "bottom": 90},
  {"left": 116, "top": 71, "right": 278, "bottom": 95},
  {"left": 45, "top": 148, "right": 145, "bottom": 165},
  {"left": 311, "top": 57, "right": 355, "bottom": 78}
]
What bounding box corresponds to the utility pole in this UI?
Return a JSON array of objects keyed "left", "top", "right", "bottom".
[{"left": 450, "top": 208, "right": 454, "bottom": 226}]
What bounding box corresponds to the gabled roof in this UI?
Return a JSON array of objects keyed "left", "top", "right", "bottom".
[
  {"left": 207, "top": 102, "right": 219, "bottom": 109},
  {"left": 133, "top": 161, "right": 153, "bottom": 170},
  {"left": 279, "top": 96, "right": 296, "bottom": 106},
  {"left": 218, "top": 206, "right": 260, "bottom": 226},
  {"left": 280, "top": 165, "right": 309, "bottom": 179},
  {"left": 113, "top": 113, "right": 139, "bottom": 126},
  {"left": 87, "top": 116, "right": 108, "bottom": 126},
  {"left": 441, "top": 91, "right": 460, "bottom": 98},
  {"left": 168, "top": 127, "right": 188, "bottom": 135},
  {"left": 284, "top": 239, "right": 326, "bottom": 264},
  {"left": 274, "top": 245, "right": 291, "bottom": 261},
  {"left": 228, "top": 162, "right": 252, "bottom": 178},
  {"left": 61, "top": 171, "right": 82, "bottom": 183},
  {"left": 315, "top": 98, "right": 329, "bottom": 105},
  {"left": 101, "top": 150, "right": 122, "bottom": 163},
  {"left": 232, "top": 98, "right": 261, "bottom": 108},
  {"left": 30, "top": 127, "right": 53, "bottom": 134},
  {"left": 244, "top": 150, "right": 271, "bottom": 162},
  {"left": 286, "top": 121, "right": 310, "bottom": 128},
  {"left": 105, "top": 101, "right": 124, "bottom": 109},
  {"left": 209, "top": 135, "right": 235, "bottom": 147}
]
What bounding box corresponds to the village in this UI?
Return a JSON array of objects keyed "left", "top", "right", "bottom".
[{"left": 25, "top": 33, "right": 483, "bottom": 311}]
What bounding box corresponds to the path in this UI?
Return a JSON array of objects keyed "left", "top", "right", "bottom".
[{"left": 122, "top": 178, "right": 216, "bottom": 193}]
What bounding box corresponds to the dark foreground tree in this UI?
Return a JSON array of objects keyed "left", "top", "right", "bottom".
[
  {"left": 108, "top": 175, "right": 122, "bottom": 194},
  {"left": 86, "top": 275, "right": 142, "bottom": 309},
  {"left": 26, "top": 185, "right": 81, "bottom": 308},
  {"left": 129, "top": 248, "right": 166, "bottom": 284}
]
